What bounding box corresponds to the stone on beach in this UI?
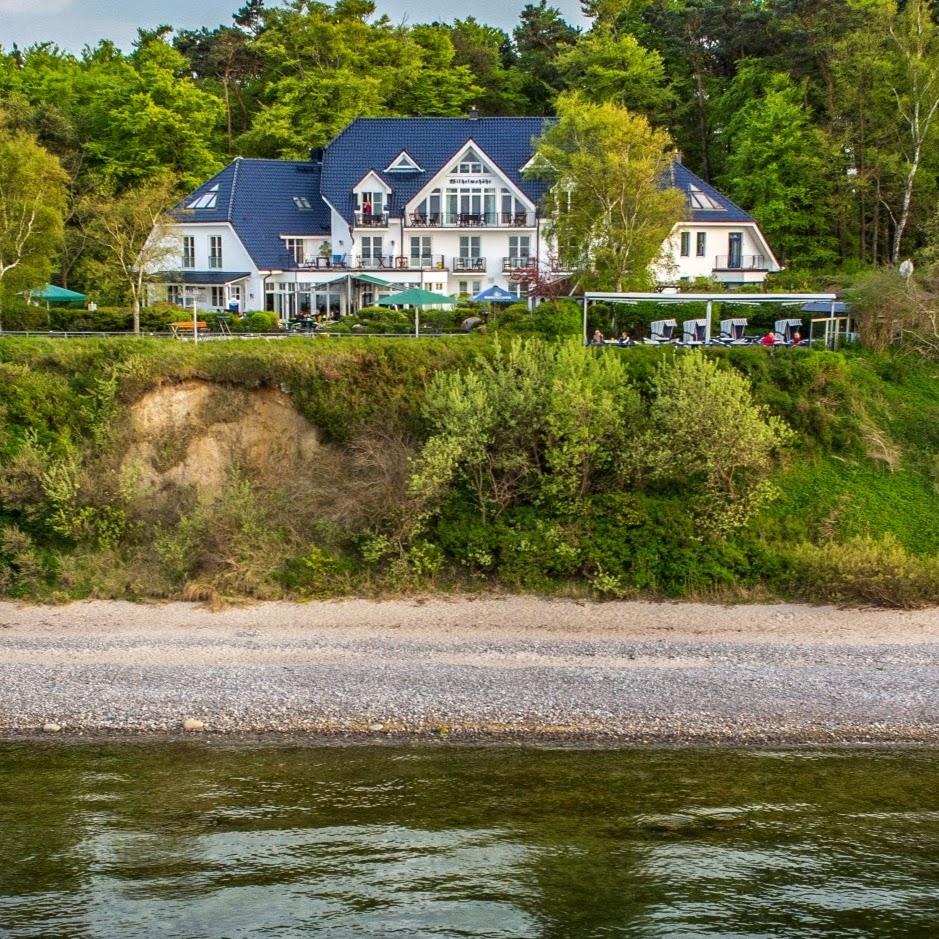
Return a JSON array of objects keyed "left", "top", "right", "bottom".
[{"left": 182, "top": 718, "right": 205, "bottom": 731}]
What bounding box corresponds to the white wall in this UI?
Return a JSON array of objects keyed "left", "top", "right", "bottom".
[{"left": 656, "top": 223, "right": 779, "bottom": 284}]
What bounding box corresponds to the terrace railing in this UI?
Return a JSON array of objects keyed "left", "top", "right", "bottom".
[
  {"left": 452, "top": 256, "right": 487, "bottom": 272},
  {"left": 713, "top": 254, "right": 768, "bottom": 271},
  {"left": 407, "top": 211, "right": 536, "bottom": 228},
  {"left": 354, "top": 211, "right": 389, "bottom": 227}
]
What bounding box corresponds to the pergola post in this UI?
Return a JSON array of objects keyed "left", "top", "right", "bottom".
[
  {"left": 705, "top": 300, "right": 713, "bottom": 345},
  {"left": 582, "top": 296, "right": 589, "bottom": 345}
]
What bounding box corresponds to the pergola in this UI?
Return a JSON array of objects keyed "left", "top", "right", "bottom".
[{"left": 580, "top": 292, "right": 839, "bottom": 345}]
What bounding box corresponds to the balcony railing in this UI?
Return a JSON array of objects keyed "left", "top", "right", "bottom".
[
  {"left": 354, "top": 211, "right": 389, "bottom": 227},
  {"left": 297, "top": 254, "right": 449, "bottom": 271},
  {"left": 452, "top": 256, "right": 487, "bottom": 272},
  {"left": 408, "top": 211, "right": 536, "bottom": 228},
  {"left": 502, "top": 256, "right": 536, "bottom": 272},
  {"left": 299, "top": 255, "right": 350, "bottom": 270},
  {"left": 713, "top": 254, "right": 768, "bottom": 271}
]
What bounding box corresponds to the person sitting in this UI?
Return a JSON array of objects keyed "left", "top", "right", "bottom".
[
  {"left": 617, "top": 330, "right": 632, "bottom": 346},
  {"left": 791, "top": 330, "right": 802, "bottom": 345},
  {"left": 760, "top": 330, "right": 777, "bottom": 347},
  {"left": 591, "top": 329, "right": 605, "bottom": 345}
]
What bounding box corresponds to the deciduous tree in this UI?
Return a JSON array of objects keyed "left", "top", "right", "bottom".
[{"left": 529, "top": 94, "right": 685, "bottom": 291}]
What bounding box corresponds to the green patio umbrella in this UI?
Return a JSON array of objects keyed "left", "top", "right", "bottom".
[
  {"left": 30, "top": 284, "right": 86, "bottom": 304},
  {"left": 377, "top": 287, "right": 455, "bottom": 336},
  {"left": 376, "top": 288, "right": 454, "bottom": 307}
]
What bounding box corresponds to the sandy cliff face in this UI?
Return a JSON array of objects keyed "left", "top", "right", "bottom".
[{"left": 122, "top": 380, "right": 324, "bottom": 498}]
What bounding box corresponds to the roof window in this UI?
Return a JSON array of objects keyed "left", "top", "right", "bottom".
[
  {"left": 293, "top": 195, "right": 313, "bottom": 210},
  {"left": 188, "top": 184, "right": 219, "bottom": 210},
  {"left": 688, "top": 186, "right": 726, "bottom": 211}
]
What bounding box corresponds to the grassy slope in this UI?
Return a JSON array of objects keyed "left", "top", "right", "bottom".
[{"left": 0, "top": 336, "right": 936, "bottom": 603}]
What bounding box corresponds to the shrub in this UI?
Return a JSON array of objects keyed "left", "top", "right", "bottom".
[
  {"left": 783, "top": 535, "right": 939, "bottom": 608},
  {"left": 490, "top": 299, "right": 582, "bottom": 339}
]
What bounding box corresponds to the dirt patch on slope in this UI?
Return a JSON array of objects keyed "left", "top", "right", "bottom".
[{"left": 123, "top": 380, "right": 325, "bottom": 498}]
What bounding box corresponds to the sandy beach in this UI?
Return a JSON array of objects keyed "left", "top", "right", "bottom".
[{"left": 1, "top": 597, "right": 938, "bottom": 743}]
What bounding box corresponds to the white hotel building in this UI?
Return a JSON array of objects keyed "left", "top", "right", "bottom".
[{"left": 153, "top": 115, "right": 780, "bottom": 317}]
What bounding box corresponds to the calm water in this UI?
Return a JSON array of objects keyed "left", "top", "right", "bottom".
[{"left": 2, "top": 744, "right": 939, "bottom": 937}]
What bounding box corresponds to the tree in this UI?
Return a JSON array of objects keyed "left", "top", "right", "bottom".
[
  {"left": 558, "top": 29, "right": 670, "bottom": 113},
  {"left": 887, "top": 0, "right": 939, "bottom": 263},
  {"left": 0, "top": 123, "right": 67, "bottom": 317},
  {"left": 512, "top": 1, "right": 579, "bottom": 114},
  {"left": 529, "top": 93, "right": 685, "bottom": 291},
  {"left": 82, "top": 174, "right": 180, "bottom": 334},
  {"left": 720, "top": 71, "right": 839, "bottom": 267},
  {"left": 448, "top": 18, "right": 528, "bottom": 115}
]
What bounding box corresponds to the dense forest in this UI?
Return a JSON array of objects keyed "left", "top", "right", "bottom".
[{"left": 4, "top": 0, "right": 939, "bottom": 303}]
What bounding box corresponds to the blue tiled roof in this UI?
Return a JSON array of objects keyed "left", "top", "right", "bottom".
[
  {"left": 669, "top": 163, "right": 754, "bottom": 223},
  {"left": 321, "top": 117, "right": 553, "bottom": 224},
  {"left": 174, "top": 158, "right": 331, "bottom": 269},
  {"left": 157, "top": 271, "right": 251, "bottom": 285}
]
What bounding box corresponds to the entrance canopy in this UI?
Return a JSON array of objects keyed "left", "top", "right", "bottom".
[
  {"left": 156, "top": 271, "right": 250, "bottom": 286},
  {"left": 581, "top": 291, "right": 839, "bottom": 344}
]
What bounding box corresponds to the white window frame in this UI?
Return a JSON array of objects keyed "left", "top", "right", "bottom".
[{"left": 209, "top": 235, "right": 223, "bottom": 269}]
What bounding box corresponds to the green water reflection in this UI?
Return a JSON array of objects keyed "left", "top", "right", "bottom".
[{"left": 2, "top": 744, "right": 939, "bottom": 937}]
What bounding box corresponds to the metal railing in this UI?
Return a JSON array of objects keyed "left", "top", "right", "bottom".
[
  {"left": 353, "top": 212, "right": 389, "bottom": 227},
  {"left": 502, "top": 256, "right": 536, "bottom": 272},
  {"left": 407, "top": 211, "right": 536, "bottom": 228},
  {"left": 452, "top": 256, "right": 487, "bottom": 272},
  {"left": 713, "top": 255, "right": 768, "bottom": 271}
]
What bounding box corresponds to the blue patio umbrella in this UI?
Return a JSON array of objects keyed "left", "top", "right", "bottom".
[{"left": 472, "top": 284, "right": 518, "bottom": 303}]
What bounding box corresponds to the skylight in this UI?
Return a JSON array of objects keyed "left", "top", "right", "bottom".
[
  {"left": 293, "top": 195, "right": 312, "bottom": 210},
  {"left": 688, "top": 186, "right": 726, "bottom": 211},
  {"left": 188, "top": 184, "right": 219, "bottom": 210}
]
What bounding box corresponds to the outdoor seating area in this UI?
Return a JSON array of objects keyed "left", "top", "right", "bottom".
[{"left": 590, "top": 315, "right": 811, "bottom": 348}]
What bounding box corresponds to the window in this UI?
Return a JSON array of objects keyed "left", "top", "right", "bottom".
[
  {"left": 472, "top": 280, "right": 481, "bottom": 294},
  {"left": 209, "top": 236, "right": 223, "bottom": 269},
  {"left": 285, "top": 238, "right": 305, "bottom": 265},
  {"left": 360, "top": 236, "right": 383, "bottom": 267},
  {"left": 211, "top": 286, "right": 225, "bottom": 308},
  {"left": 452, "top": 148, "right": 488, "bottom": 174},
  {"left": 687, "top": 186, "right": 725, "bottom": 211},
  {"left": 459, "top": 236, "right": 481, "bottom": 258},
  {"left": 680, "top": 231, "right": 690, "bottom": 257},
  {"left": 357, "top": 191, "right": 385, "bottom": 218},
  {"left": 188, "top": 184, "right": 218, "bottom": 210},
  {"left": 508, "top": 235, "right": 530, "bottom": 260},
  {"left": 182, "top": 236, "right": 195, "bottom": 268},
  {"left": 293, "top": 196, "right": 312, "bottom": 210},
  {"left": 696, "top": 232, "right": 707, "bottom": 257},
  {"left": 410, "top": 236, "right": 432, "bottom": 265},
  {"left": 728, "top": 232, "right": 743, "bottom": 268},
  {"left": 458, "top": 281, "right": 468, "bottom": 294},
  {"left": 167, "top": 285, "right": 183, "bottom": 306}
]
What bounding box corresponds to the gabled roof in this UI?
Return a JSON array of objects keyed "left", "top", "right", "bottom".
[
  {"left": 669, "top": 162, "right": 754, "bottom": 223},
  {"left": 173, "top": 158, "right": 331, "bottom": 270},
  {"left": 321, "top": 117, "right": 552, "bottom": 224}
]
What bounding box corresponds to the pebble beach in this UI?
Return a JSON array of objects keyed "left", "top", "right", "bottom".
[{"left": 1, "top": 597, "right": 938, "bottom": 744}]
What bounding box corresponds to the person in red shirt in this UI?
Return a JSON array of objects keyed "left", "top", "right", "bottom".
[{"left": 760, "top": 330, "right": 776, "bottom": 347}]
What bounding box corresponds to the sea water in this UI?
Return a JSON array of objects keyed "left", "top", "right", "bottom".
[{"left": 1, "top": 743, "right": 938, "bottom": 937}]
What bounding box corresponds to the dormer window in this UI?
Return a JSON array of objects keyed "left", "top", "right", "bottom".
[
  {"left": 688, "top": 186, "right": 726, "bottom": 211},
  {"left": 293, "top": 195, "right": 312, "bottom": 210},
  {"left": 385, "top": 150, "right": 423, "bottom": 173},
  {"left": 451, "top": 147, "right": 489, "bottom": 174},
  {"left": 188, "top": 184, "right": 219, "bottom": 210}
]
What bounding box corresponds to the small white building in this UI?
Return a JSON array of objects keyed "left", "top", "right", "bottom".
[{"left": 151, "top": 116, "right": 779, "bottom": 317}]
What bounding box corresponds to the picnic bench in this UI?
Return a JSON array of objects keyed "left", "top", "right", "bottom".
[{"left": 171, "top": 320, "right": 209, "bottom": 338}]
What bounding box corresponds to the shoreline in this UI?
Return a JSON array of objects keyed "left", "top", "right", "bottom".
[{"left": 2, "top": 597, "right": 938, "bottom": 745}]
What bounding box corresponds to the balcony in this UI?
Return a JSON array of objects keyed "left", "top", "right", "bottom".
[
  {"left": 713, "top": 255, "right": 768, "bottom": 271},
  {"left": 299, "top": 255, "right": 350, "bottom": 270},
  {"left": 407, "top": 211, "right": 536, "bottom": 229},
  {"left": 354, "top": 211, "right": 389, "bottom": 228},
  {"left": 452, "top": 256, "right": 487, "bottom": 273},
  {"left": 502, "top": 256, "right": 536, "bottom": 273}
]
